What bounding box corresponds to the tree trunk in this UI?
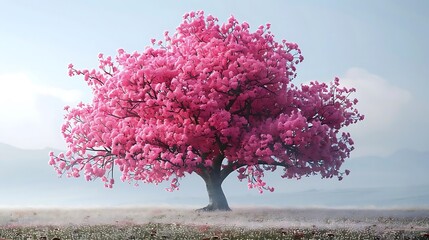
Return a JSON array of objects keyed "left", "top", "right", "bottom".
[{"left": 198, "top": 171, "right": 231, "bottom": 211}]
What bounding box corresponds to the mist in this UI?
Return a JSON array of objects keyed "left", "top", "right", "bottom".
[{"left": 2, "top": 207, "right": 429, "bottom": 233}]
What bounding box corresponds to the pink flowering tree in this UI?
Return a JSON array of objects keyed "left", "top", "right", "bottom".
[{"left": 49, "top": 11, "right": 363, "bottom": 211}]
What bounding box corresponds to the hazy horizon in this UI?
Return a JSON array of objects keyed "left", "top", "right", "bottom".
[{"left": 1, "top": 142, "right": 428, "bottom": 209}]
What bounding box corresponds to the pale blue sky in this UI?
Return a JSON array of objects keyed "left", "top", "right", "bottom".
[{"left": 0, "top": 1, "right": 428, "bottom": 157}]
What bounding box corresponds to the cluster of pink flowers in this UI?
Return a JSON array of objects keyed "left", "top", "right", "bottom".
[{"left": 49, "top": 11, "right": 363, "bottom": 193}]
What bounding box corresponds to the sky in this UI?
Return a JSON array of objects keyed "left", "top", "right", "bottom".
[
  {"left": 0, "top": 1, "right": 428, "bottom": 158},
  {"left": 0, "top": 0, "right": 429, "bottom": 156}
]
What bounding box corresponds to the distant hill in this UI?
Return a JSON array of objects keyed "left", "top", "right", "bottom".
[
  {"left": 341, "top": 149, "right": 429, "bottom": 188},
  {"left": 0, "top": 143, "right": 206, "bottom": 207},
  {"left": 1, "top": 143, "right": 428, "bottom": 208}
]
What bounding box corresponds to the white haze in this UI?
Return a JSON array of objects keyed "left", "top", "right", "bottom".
[{"left": 1, "top": 207, "right": 428, "bottom": 232}]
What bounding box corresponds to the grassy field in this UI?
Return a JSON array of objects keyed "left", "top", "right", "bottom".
[
  {"left": 1, "top": 207, "right": 428, "bottom": 239},
  {"left": 1, "top": 223, "right": 429, "bottom": 240}
]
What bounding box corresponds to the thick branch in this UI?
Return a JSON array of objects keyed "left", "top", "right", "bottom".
[
  {"left": 197, "top": 153, "right": 225, "bottom": 182},
  {"left": 220, "top": 160, "right": 289, "bottom": 182}
]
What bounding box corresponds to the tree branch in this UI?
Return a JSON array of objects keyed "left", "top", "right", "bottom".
[{"left": 220, "top": 160, "right": 289, "bottom": 182}]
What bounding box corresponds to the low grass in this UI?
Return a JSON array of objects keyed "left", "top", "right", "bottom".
[
  {"left": 1, "top": 208, "right": 429, "bottom": 239},
  {"left": 1, "top": 223, "right": 429, "bottom": 240}
]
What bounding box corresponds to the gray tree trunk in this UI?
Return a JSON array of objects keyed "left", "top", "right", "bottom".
[{"left": 198, "top": 171, "right": 231, "bottom": 211}]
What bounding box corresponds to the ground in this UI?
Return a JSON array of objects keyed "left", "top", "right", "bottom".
[{"left": 1, "top": 207, "right": 428, "bottom": 239}]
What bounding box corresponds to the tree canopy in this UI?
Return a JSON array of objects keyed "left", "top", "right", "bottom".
[{"left": 49, "top": 11, "right": 363, "bottom": 210}]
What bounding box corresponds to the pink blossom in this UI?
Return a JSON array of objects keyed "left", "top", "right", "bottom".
[{"left": 49, "top": 11, "right": 363, "bottom": 210}]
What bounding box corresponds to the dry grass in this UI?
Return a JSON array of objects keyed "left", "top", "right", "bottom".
[{"left": 1, "top": 207, "right": 428, "bottom": 239}]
